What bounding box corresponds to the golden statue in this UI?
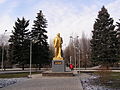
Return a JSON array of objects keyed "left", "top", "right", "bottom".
[{"left": 53, "top": 33, "right": 63, "bottom": 60}]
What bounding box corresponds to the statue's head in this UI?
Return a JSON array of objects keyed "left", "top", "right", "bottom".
[{"left": 57, "top": 33, "right": 60, "bottom": 37}]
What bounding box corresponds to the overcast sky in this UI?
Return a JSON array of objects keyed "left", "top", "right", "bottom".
[{"left": 0, "top": 0, "right": 120, "bottom": 46}]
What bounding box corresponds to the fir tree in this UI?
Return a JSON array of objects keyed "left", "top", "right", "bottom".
[
  {"left": 91, "top": 6, "right": 118, "bottom": 67},
  {"left": 116, "top": 19, "right": 120, "bottom": 63},
  {"left": 31, "top": 10, "right": 50, "bottom": 68},
  {"left": 8, "top": 17, "right": 30, "bottom": 70},
  {"left": 0, "top": 46, "right": 2, "bottom": 62}
]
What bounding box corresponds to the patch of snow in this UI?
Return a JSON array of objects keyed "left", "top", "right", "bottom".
[
  {"left": 0, "top": 78, "right": 28, "bottom": 88},
  {"left": 81, "top": 75, "right": 113, "bottom": 90}
]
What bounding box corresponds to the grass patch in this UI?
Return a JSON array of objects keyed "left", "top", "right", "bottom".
[
  {"left": 0, "top": 72, "right": 41, "bottom": 78},
  {"left": 105, "top": 72, "right": 120, "bottom": 89},
  {"left": 93, "top": 71, "right": 120, "bottom": 89},
  {"left": 109, "top": 72, "right": 120, "bottom": 79}
]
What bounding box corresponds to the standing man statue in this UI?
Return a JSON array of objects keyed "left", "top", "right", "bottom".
[{"left": 53, "top": 33, "right": 63, "bottom": 60}]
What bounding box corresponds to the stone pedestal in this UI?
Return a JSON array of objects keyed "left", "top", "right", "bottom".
[
  {"left": 52, "top": 60, "right": 65, "bottom": 72},
  {"left": 42, "top": 60, "right": 74, "bottom": 77}
]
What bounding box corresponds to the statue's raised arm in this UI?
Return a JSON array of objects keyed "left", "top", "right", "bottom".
[{"left": 53, "top": 33, "right": 63, "bottom": 60}]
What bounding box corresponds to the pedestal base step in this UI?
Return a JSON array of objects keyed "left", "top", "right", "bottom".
[{"left": 42, "top": 71, "right": 74, "bottom": 77}]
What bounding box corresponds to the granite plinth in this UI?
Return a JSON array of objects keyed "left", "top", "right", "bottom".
[{"left": 52, "top": 60, "right": 65, "bottom": 72}]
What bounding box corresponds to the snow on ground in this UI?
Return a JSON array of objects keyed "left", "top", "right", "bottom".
[
  {"left": 0, "top": 78, "right": 28, "bottom": 88},
  {"left": 80, "top": 73, "right": 115, "bottom": 90}
]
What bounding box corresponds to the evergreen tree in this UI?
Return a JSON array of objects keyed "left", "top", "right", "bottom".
[
  {"left": 8, "top": 17, "right": 30, "bottom": 70},
  {"left": 116, "top": 19, "right": 120, "bottom": 63},
  {"left": 0, "top": 46, "right": 2, "bottom": 63},
  {"left": 91, "top": 6, "right": 118, "bottom": 67},
  {"left": 31, "top": 10, "right": 50, "bottom": 68}
]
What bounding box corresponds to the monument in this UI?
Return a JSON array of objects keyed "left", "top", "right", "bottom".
[
  {"left": 42, "top": 33, "right": 73, "bottom": 77},
  {"left": 52, "top": 33, "right": 65, "bottom": 72}
]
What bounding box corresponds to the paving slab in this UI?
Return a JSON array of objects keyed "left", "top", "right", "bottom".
[{"left": 1, "top": 75, "right": 83, "bottom": 90}]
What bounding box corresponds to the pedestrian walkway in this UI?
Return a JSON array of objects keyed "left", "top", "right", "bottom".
[{"left": 1, "top": 74, "right": 83, "bottom": 90}]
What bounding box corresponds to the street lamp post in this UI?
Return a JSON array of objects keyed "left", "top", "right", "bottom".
[
  {"left": 29, "top": 41, "right": 32, "bottom": 78},
  {"left": 1, "top": 43, "right": 4, "bottom": 71},
  {"left": 1, "top": 30, "right": 7, "bottom": 71},
  {"left": 70, "top": 36, "right": 73, "bottom": 65},
  {"left": 78, "top": 50, "right": 80, "bottom": 74},
  {"left": 70, "top": 36, "right": 79, "bottom": 70},
  {"left": 29, "top": 35, "right": 39, "bottom": 78},
  {"left": 70, "top": 56, "right": 72, "bottom": 64},
  {"left": 76, "top": 36, "right": 79, "bottom": 69},
  {"left": 70, "top": 36, "right": 76, "bottom": 69},
  {"left": 74, "top": 46, "right": 76, "bottom": 69}
]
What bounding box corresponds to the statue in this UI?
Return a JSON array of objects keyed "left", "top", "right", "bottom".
[{"left": 53, "top": 33, "right": 63, "bottom": 60}]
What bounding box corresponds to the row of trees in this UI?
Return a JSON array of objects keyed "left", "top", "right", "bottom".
[
  {"left": 0, "top": 10, "right": 50, "bottom": 70},
  {"left": 1, "top": 6, "right": 120, "bottom": 69},
  {"left": 64, "top": 6, "right": 120, "bottom": 68}
]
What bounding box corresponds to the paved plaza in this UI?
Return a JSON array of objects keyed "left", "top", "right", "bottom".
[{"left": 1, "top": 74, "right": 83, "bottom": 90}]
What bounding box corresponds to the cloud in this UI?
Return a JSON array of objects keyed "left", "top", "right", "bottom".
[
  {"left": 0, "top": 14, "right": 14, "bottom": 44},
  {"left": 0, "top": 0, "right": 120, "bottom": 45},
  {"left": 0, "top": 0, "right": 19, "bottom": 37},
  {"left": 0, "top": 15, "right": 14, "bottom": 34},
  {"left": 38, "top": 0, "right": 120, "bottom": 45},
  {"left": 0, "top": 0, "right": 6, "bottom": 4},
  {"left": 31, "top": 1, "right": 98, "bottom": 45},
  {"left": 107, "top": 0, "right": 120, "bottom": 22}
]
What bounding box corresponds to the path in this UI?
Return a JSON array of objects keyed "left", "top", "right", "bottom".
[{"left": 1, "top": 74, "right": 83, "bottom": 90}]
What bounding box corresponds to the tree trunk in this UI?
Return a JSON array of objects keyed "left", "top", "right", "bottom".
[
  {"left": 22, "top": 64, "right": 24, "bottom": 70},
  {"left": 39, "top": 64, "right": 41, "bottom": 70},
  {"left": 35, "top": 64, "right": 38, "bottom": 71},
  {"left": 4, "top": 65, "right": 6, "bottom": 71}
]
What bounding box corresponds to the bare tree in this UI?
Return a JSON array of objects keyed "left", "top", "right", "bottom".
[
  {"left": 64, "top": 35, "right": 81, "bottom": 68},
  {"left": 64, "top": 33, "right": 91, "bottom": 69},
  {"left": 0, "top": 34, "right": 9, "bottom": 45},
  {"left": 64, "top": 36, "right": 75, "bottom": 66},
  {"left": 80, "top": 33, "right": 91, "bottom": 69},
  {"left": 49, "top": 39, "right": 54, "bottom": 61},
  {"left": 64, "top": 46, "right": 70, "bottom": 66},
  {"left": 0, "top": 34, "right": 9, "bottom": 70}
]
